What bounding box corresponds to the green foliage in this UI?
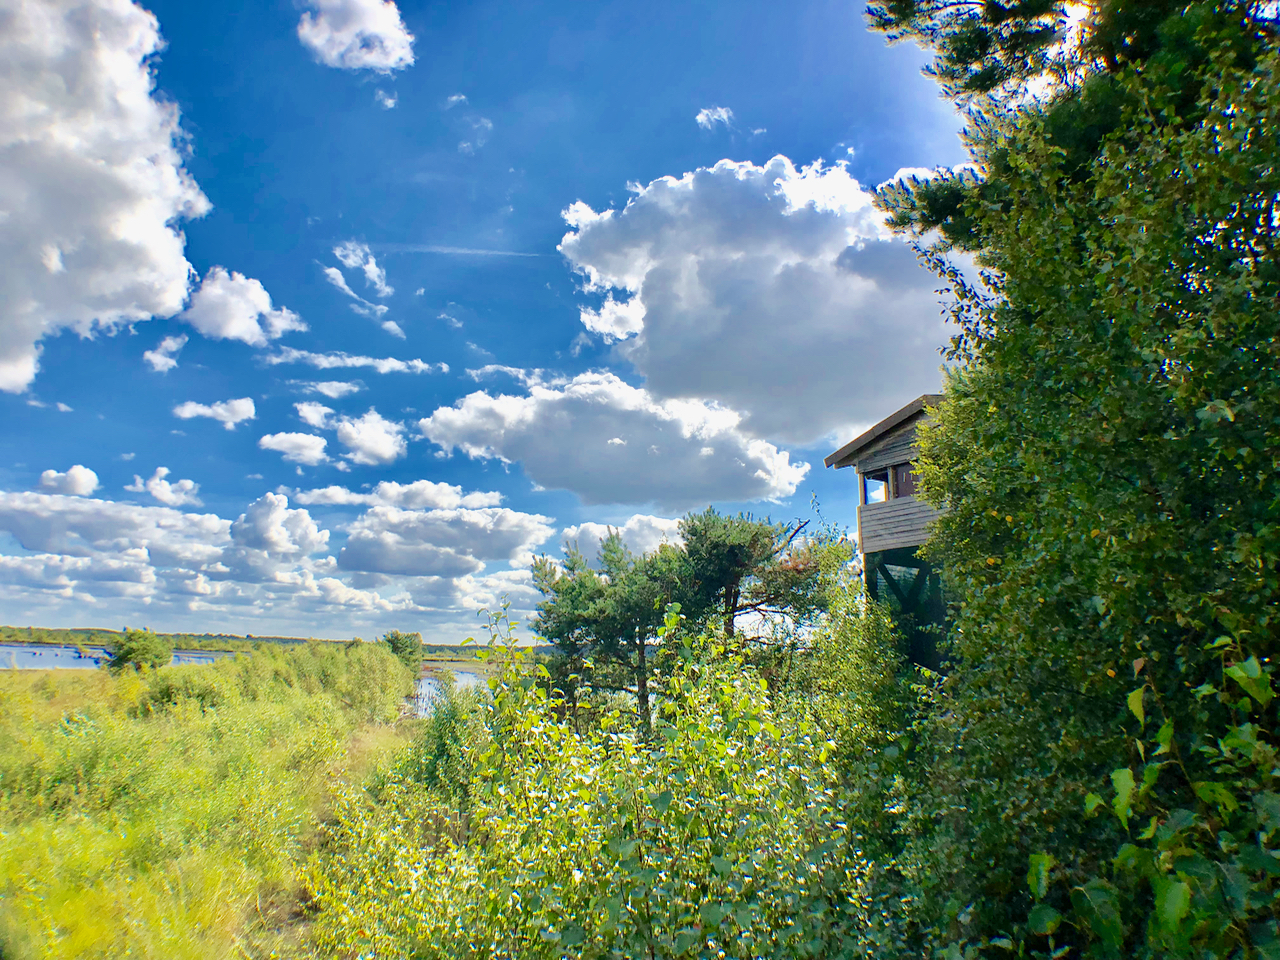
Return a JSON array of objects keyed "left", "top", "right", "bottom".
[
  {"left": 534, "top": 534, "right": 689, "bottom": 733},
  {"left": 105, "top": 626, "right": 173, "bottom": 672},
  {"left": 0, "top": 641, "right": 414, "bottom": 959},
  {"left": 865, "top": 0, "right": 1280, "bottom": 956},
  {"left": 534, "top": 509, "right": 848, "bottom": 734},
  {"left": 679, "top": 507, "right": 786, "bottom": 637},
  {"left": 805, "top": 573, "right": 919, "bottom": 770},
  {"left": 308, "top": 604, "right": 871, "bottom": 958},
  {"left": 380, "top": 671, "right": 485, "bottom": 810},
  {"left": 382, "top": 628, "right": 425, "bottom": 673}
]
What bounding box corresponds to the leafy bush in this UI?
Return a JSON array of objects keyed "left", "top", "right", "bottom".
[
  {"left": 308, "top": 607, "right": 865, "bottom": 959},
  {"left": 383, "top": 629, "right": 425, "bottom": 673},
  {"left": 866, "top": 2, "right": 1280, "bottom": 956},
  {"left": 105, "top": 627, "right": 173, "bottom": 672},
  {"left": 145, "top": 664, "right": 241, "bottom": 711}
]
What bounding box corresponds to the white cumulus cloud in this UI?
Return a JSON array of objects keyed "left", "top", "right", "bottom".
[
  {"left": 296, "top": 0, "right": 414, "bottom": 73},
  {"left": 0, "top": 485, "right": 550, "bottom": 642},
  {"left": 561, "top": 514, "right": 682, "bottom": 561},
  {"left": 295, "top": 479, "right": 502, "bottom": 509},
  {"left": 230, "top": 492, "right": 329, "bottom": 561},
  {"left": 143, "top": 335, "right": 188, "bottom": 372},
  {"left": 296, "top": 401, "right": 335, "bottom": 429},
  {"left": 124, "top": 467, "right": 202, "bottom": 506},
  {"left": 281, "top": 405, "right": 406, "bottom": 466},
  {"left": 418, "top": 370, "right": 808, "bottom": 509},
  {"left": 39, "top": 465, "right": 100, "bottom": 497},
  {"left": 0, "top": 0, "right": 210, "bottom": 393},
  {"left": 695, "top": 106, "right": 734, "bottom": 129},
  {"left": 0, "top": 490, "right": 229, "bottom": 570},
  {"left": 182, "top": 267, "right": 305, "bottom": 346},
  {"left": 338, "top": 505, "right": 555, "bottom": 576},
  {"left": 258, "top": 432, "right": 329, "bottom": 466},
  {"left": 173, "top": 397, "right": 256, "bottom": 430},
  {"left": 559, "top": 156, "right": 949, "bottom": 443},
  {"left": 374, "top": 89, "right": 397, "bottom": 109},
  {"left": 298, "top": 380, "right": 363, "bottom": 398},
  {"left": 579, "top": 294, "right": 645, "bottom": 341},
  {"left": 335, "top": 409, "right": 406, "bottom": 465}
]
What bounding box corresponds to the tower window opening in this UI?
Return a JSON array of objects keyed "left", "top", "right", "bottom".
[{"left": 863, "top": 471, "right": 888, "bottom": 504}]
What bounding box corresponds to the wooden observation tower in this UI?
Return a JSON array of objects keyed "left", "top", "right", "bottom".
[{"left": 825, "top": 394, "right": 946, "bottom": 668}]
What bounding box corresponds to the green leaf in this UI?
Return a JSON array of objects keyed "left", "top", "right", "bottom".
[
  {"left": 1027, "top": 852, "right": 1055, "bottom": 901},
  {"left": 1070, "top": 879, "right": 1124, "bottom": 951},
  {"left": 1224, "top": 656, "right": 1274, "bottom": 707},
  {"left": 1084, "top": 792, "right": 1105, "bottom": 816},
  {"left": 1197, "top": 399, "right": 1235, "bottom": 422},
  {"left": 650, "top": 789, "right": 673, "bottom": 816},
  {"left": 1154, "top": 877, "right": 1190, "bottom": 930},
  {"left": 1255, "top": 792, "right": 1280, "bottom": 832},
  {"left": 1192, "top": 780, "right": 1240, "bottom": 813},
  {"left": 1127, "top": 687, "right": 1145, "bottom": 725},
  {"left": 1153, "top": 720, "right": 1174, "bottom": 755},
  {"left": 1112, "top": 767, "right": 1135, "bottom": 828},
  {"left": 1027, "top": 903, "right": 1062, "bottom": 935},
  {"left": 673, "top": 928, "right": 700, "bottom": 954},
  {"left": 699, "top": 902, "right": 730, "bottom": 928}
]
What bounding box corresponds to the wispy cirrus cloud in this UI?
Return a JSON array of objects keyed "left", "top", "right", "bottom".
[
  {"left": 265, "top": 348, "right": 447, "bottom": 375},
  {"left": 375, "top": 244, "right": 543, "bottom": 257},
  {"left": 695, "top": 106, "right": 733, "bottom": 129}
]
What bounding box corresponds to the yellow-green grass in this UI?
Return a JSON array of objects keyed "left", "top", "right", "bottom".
[
  {"left": 0, "top": 643, "right": 414, "bottom": 959},
  {"left": 419, "top": 656, "right": 500, "bottom": 677}
]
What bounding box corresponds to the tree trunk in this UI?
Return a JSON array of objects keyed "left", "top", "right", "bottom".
[
  {"left": 724, "top": 579, "right": 741, "bottom": 638},
  {"left": 634, "top": 628, "right": 651, "bottom": 736}
]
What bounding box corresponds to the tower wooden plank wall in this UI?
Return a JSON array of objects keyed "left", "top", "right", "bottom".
[{"left": 825, "top": 394, "right": 946, "bottom": 669}]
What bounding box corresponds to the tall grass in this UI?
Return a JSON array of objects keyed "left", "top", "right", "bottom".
[{"left": 0, "top": 641, "right": 413, "bottom": 960}]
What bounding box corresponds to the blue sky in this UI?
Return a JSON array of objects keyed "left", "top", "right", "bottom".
[{"left": 0, "top": 0, "right": 965, "bottom": 641}]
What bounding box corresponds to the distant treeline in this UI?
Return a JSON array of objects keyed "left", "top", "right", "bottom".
[{"left": 0, "top": 623, "right": 492, "bottom": 657}]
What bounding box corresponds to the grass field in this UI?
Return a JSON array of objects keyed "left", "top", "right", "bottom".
[{"left": 0, "top": 642, "right": 416, "bottom": 959}]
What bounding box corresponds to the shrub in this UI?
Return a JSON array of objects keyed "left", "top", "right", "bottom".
[
  {"left": 308, "top": 607, "right": 864, "bottom": 959},
  {"left": 144, "top": 664, "right": 241, "bottom": 712},
  {"left": 382, "top": 629, "right": 424, "bottom": 673},
  {"left": 869, "top": 2, "right": 1280, "bottom": 956},
  {"left": 105, "top": 628, "right": 172, "bottom": 673}
]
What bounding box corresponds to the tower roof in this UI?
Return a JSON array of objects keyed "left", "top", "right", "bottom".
[{"left": 824, "top": 394, "right": 943, "bottom": 470}]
